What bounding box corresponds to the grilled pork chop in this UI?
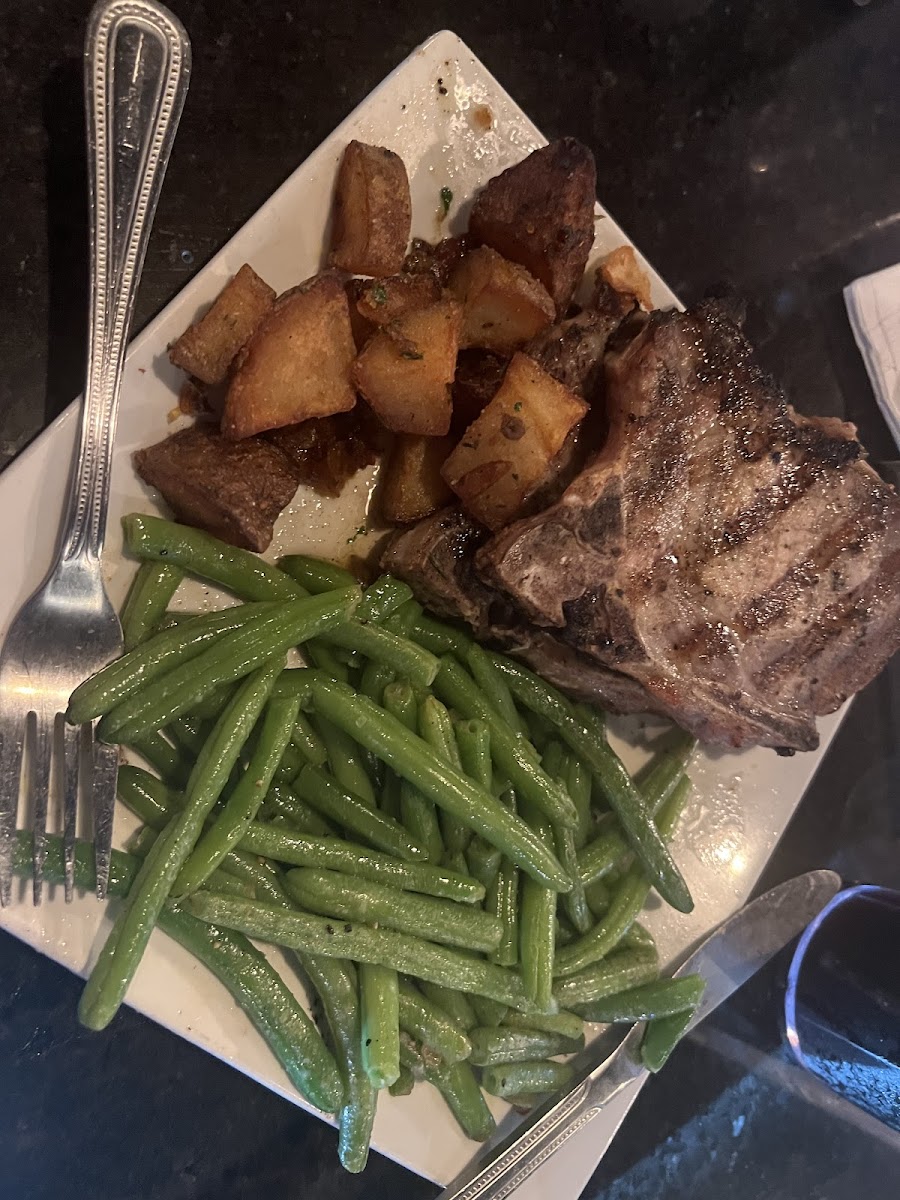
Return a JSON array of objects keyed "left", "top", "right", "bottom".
[
  {"left": 479, "top": 301, "right": 900, "bottom": 751},
  {"left": 381, "top": 507, "right": 653, "bottom": 713}
]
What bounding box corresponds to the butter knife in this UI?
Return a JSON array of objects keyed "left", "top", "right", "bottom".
[{"left": 439, "top": 869, "right": 842, "bottom": 1200}]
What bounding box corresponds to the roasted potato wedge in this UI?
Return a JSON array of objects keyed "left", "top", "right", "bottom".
[
  {"left": 382, "top": 434, "right": 455, "bottom": 524},
  {"left": 598, "top": 245, "right": 653, "bottom": 311},
  {"left": 449, "top": 246, "right": 555, "bottom": 353},
  {"left": 469, "top": 139, "right": 596, "bottom": 315},
  {"left": 223, "top": 275, "right": 356, "bottom": 440},
  {"left": 441, "top": 351, "right": 588, "bottom": 530},
  {"left": 169, "top": 264, "right": 275, "bottom": 385},
  {"left": 356, "top": 272, "right": 442, "bottom": 326},
  {"left": 329, "top": 141, "right": 411, "bottom": 276},
  {"left": 353, "top": 298, "right": 462, "bottom": 436}
]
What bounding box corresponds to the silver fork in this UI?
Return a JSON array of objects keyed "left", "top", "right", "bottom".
[{"left": 0, "top": 0, "right": 190, "bottom": 906}]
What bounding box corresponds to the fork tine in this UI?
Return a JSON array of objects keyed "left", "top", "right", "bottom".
[
  {"left": 61, "top": 718, "right": 79, "bottom": 903},
  {"left": 31, "top": 713, "right": 53, "bottom": 905},
  {"left": 0, "top": 718, "right": 25, "bottom": 906},
  {"left": 92, "top": 731, "right": 118, "bottom": 899}
]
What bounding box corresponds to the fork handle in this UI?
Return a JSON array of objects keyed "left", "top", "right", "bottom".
[{"left": 62, "top": 0, "right": 190, "bottom": 565}]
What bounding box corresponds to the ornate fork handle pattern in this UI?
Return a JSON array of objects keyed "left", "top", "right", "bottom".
[{"left": 65, "top": 0, "right": 190, "bottom": 566}]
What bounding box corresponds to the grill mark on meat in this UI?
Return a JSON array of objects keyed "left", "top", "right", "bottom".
[{"left": 480, "top": 301, "right": 900, "bottom": 750}]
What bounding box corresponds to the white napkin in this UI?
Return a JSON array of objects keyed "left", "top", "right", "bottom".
[{"left": 844, "top": 262, "right": 900, "bottom": 451}]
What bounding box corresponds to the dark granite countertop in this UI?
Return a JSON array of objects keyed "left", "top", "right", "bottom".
[{"left": 1, "top": 1, "right": 899, "bottom": 1196}]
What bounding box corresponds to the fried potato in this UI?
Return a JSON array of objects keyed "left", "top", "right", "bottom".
[
  {"left": 168, "top": 264, "right": 275, "bottom": 385},
  {"left": 353, "top": 298, "right": 462, "bottom": 436},
  {"left": 469, "top": 139, "right": 596, "bottom": 315},
  {"left": 448, "top": 246, "right": 555, "bottom": 353},
  {"left": 381, "top": 434, "right": 455, "bottom": 524},
  {"left": 329, "top": 141, "right": 411, "bottom": 276},
  {"left": 599, "top": 245, "right": 653, "bottom": 311},
  {"left": 223, "top": 274, "right": 356, "bottom": 440},
  {"left": 356, "top": 272, "right": 442, "bottom": 326},
  {"left": 441, "top": 351, "right": 588, "bottom": 530}
]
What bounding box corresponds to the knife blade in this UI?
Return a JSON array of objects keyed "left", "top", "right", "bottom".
[{"left": 439, "top": 869, "right": 842, "bottom": 1200}]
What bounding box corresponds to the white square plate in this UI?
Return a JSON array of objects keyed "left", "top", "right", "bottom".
[{"left": 0, "top": 30, "right": 841, "bottom": 1194}]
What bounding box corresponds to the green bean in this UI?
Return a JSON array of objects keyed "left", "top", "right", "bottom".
[
  {"left": 470, "top": 995, "right": 510, "bottom": 1027},
  {"left": 433, "top": 659, "right": 576, "bottom": 831},
  {"left": 127, "top": 731, "right": 191, "bottom": 787},
  {"left": 180, "top": 680, "right": 235, "bottom": 721},
  {"left": 221, "top": 847, "right": 291, "bottom": 907},
  {"left": 286, "top": 867, "right": 502, "bottom": 953},
  {"left": 327, "top": 622, "right": 440, "bottom": 688},
  {"left": 564, "top": 753, "right": 593, "bottom": 851},
  {"left": 621, "top": 922, "right": 655, "bottom": 951},
  {"left": 14, "top": 831, "right": 344, "bottom": 1112},
  {"left": 466, "top": 837, "right": 502, "bottom": 891},
  {"left": 399, "top": 1031, "right": 432, "bottom": 1076},
  {"left": 121, "top": 562, "right": 184, "bottom": 651},
  {"left": 487, "top": 654, "right": 693, "bottom": 912},
  {"left": 381, "top": 597, "right": 423, "bottom": 636},
  {"left": 68, "top": 603, "right": 277, "bottom": 724},
  {"left": 481, "top": 1060, "right": 574, "bottom": 1099},
  {"left": 419, "top": 697, "right": 470, "bottom": 855},
  {"left": 554, "top": 947, "right": 660, "bottom": 1010},
  {"left": 379, "top": 773, "right": 402, "bottom": 821},
  {"left": 359, "top": 659, "right": 396, "bottom": 703},
  {"left": 519, "top": 801, "right": 557, "bottom": 1011},
  {"left": 360, "top": 963, "right": 400, "bottom": 1088},
  {"left": 260, "top": 784, "right": 337, "bottom": 837},
  {"left": 641, "top": 1006, "right": 696, "bottom": 1073},
  {"left": 241, "top": 824, "right": 484, "bottom": 902},
  {"left": 100, "top": 590, "right": 358, "bottom": 744},
  {"left": 543, "top": 742, "right": 591, "bottom": 935},
  {"left": 79, "top": 662, "right": 281, "bottom": 1031},
  {"left": 188, "top": 892, "right": 540, "bottom": 1011},
  {"left": 383, "top": 682, "right": 444, "bottom": 863},
  {"left": 555, "top": 777, "right": 693, "bottom": 978},
  {"left": 174, "top": 696, "right": 301, "bottom": 897},
  {"left": 309, "top": 714, "right": 377, "bottom": 807},
  {"left": 455, "top": 718, "right": 492, "bottom": 787},
  {"left": 466, "top": 644, "right": 528, "bottom": 735},
  {"left": 307, "top": 640, "right": 350, "bottom": 682},
  {"left": 126, "top": 825, "right": 159, "bottom": 858},
  {"left": 406, "top": 612, "right": 474, "bottom": 658},
  {"left": 397, "top": 978, "right": 471, "bottom": 1063},
  {"left": 502, "top": 1009, "right": 585, "bottom": 1041},
  {"left": 290, "top": 712, "right": 328, "bottom": 766},
  {"left": 468, "top": 1026, "right": 583, "bottom": 1066},
  {"left": 123, "top": 513, "right": 303, "bottom": 601},
  {"left": 389, "top": 1064, "right": 415, "bottom": 1096},
  {"left": 167, "top": 715, "right": 212, "bottom": 757},
  {"left": 575, "top": 734, "right": 696, "bottom": 887},
  {"left": 555, "top": 915, "right": 576, "bottom": 947},
  {"left": 299, "top": 955, "right": 376, "bottom": 1172},
  {"left": 356, "top": 575, "right": 414, "bottom": 624},
  {"left": 488, "top": 855, "right": 519, "bottom": 967},
  {"left": 419, "top": 981, "right": 478, "bottom": 1031},
  {"left": 581, "top": 975, "right": 705, "bottom": 1024},
  {"left": 294, "top": 765, "right": 425, "bottom": 861},
  {"left": 278, "top": 554, "right": 358, "bottom": 594},
  {"left": 308, "top": 675, "right": 570, "bottom": 891},
  {"left": 425, "top": 1060, "right": 496, "bottom": 1142},
  {"left": 583, "top": 877, "right": 611, "bottom": 917}
]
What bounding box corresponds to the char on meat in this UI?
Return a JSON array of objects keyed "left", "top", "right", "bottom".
[
  {"left": 381, "top": 507, "right": 653, "bottom": 713},
  {"left": 479, "top": 301, "right": 900, "bottom": 751}
]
